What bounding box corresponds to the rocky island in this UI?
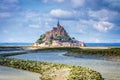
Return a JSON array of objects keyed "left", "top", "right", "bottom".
[{"left": 33, "top": 20, "right": 85, "bottom": 47}]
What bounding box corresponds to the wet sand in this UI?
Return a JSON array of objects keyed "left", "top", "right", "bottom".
[{"left": 0, "top": 66, "right": 41, "bottom": 80}]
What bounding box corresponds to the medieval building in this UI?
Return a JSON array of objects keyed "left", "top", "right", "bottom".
[{"left": 33, "top": 20, "right": 85, "bottom": 47}]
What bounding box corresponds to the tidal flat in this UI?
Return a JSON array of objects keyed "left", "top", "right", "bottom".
[
  {"left": 0, "top": 46, "right": 120, "bottom": 80},
  {"left": 0, "top": 57, "right": 103, "bottom": 80}
]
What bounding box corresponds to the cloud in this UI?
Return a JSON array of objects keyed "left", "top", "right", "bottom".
[
  {"left": 79, "top": 19, "right": 115, "bottom": 33},
  {"left": 22, "top": 10, "right": 43, "bottom": 24},
  {"left": 0, "top": 0, "right": 20, "bottom": 11},
  {"left": 21, "top": 10, "right": 52, "bottom": 32},
  {"left": 93, "top": 21, "right": 114, "bottom": 32},
  {"left": 70, "top": 0, "right": 104, "bottom": 10},
  {"left": 50, "top": 9, "right": 74, "bottom": 19},
  {"left": 50, "top": 8, "right": 90, "bottom": 20},
  {"left": 89, "top": 9, "right": 119, "bottom": 21},
  {"left": 25, "top": 11, "right": 40, "bottom": 19},
  {"left": 103, "top": 0, "right": 120, "bottom": 11},
  {"left": 69, "top": 0, "right": 120, "bottom": 12},
  {"left": 71, "top": 0, "right": 85, "bottom": 8}
]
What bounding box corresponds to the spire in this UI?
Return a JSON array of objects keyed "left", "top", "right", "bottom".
[{"left": 57, "top": 19, "right": 60, "bottom": 26}]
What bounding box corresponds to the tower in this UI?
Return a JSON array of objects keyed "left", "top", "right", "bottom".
[{"left": 57, "top": 19, "right": 60, "bottom": 26}]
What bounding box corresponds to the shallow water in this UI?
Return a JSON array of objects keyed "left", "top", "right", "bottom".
[
  {"left": 10, "top": 51, "right": 120, "bottom": 80},
  {"left": 0, "top": 66, "right": 40, "bottom": 80}
]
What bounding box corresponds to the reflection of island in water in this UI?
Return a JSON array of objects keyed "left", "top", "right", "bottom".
[{"left": 33, "top": 20, "right": 85, "bottom": 47}]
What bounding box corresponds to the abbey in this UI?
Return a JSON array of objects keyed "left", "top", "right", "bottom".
[{"left": 33, "top": 20, "right": 85, "bottom": 47}]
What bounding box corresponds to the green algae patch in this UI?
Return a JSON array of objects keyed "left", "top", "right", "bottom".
[
  {"left": 0, "top": 57, "right": 104, "bottom": 80},
  {"left": 69, "top": 48, "right": 120, "bottom": 57}
]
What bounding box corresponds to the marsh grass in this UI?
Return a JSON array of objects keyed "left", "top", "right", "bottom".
[
  {"left": 0, "top": 57, "right": 104, "bottom": 80},
  {"left": 69, "top": 48, "right": 120, "bottom": 57},
  {"left": 0, "top": 52, "right": 27, "bottom": 57}
]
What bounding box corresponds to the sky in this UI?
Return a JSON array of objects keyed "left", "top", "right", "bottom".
[{"left": 0, "top": 0, "right": 120, "bottom": 43}]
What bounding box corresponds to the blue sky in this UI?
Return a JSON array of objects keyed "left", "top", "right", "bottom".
[{"left": 0, "top": 0, "right": 120, "bottom": 43}]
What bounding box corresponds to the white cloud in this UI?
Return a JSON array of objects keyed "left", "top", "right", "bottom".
[
  {"left": 23, "top": 10, "right": 42, "bottom": 23},
  {"left": 25, "top": 11, "right": 40, "bottom": 19},
  {"left": 89, "top": 9, "right": 119, "bottom": 21},
  {"left": 50, "top": 9, "right": 87, "bottom": 20},
  {"left": 80, "top": 19, "right": 95, "bottom": 25},
  {"left": 104, "top": 0, "right": 120, "bottom": 8},
  {"left": 50, "top": 9, "right": 73, "bottom": 19},
  {"left": 0, "top": 0, "right": 20, "bottom": 10},
  {"left": 79, "top": 19, "right": 115, "bottom": 32},
  {"left": 71, "top": 0, "right": 85, "bottom": 8},
  {"left": 0, "top": 12, "right": 11, "bottom": 18},
  {"left": 94, "top": 21, "right": 114, "bottom": 32}
]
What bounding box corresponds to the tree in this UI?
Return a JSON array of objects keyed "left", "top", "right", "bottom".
[{"left": 36, "top": 34, "right": 45, "bottom": 43}]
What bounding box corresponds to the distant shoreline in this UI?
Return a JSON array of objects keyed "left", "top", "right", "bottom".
[
  {"left": 1, "top": 46, "right": 118, "bottom": 50},
  {"left": 0, "top": 45, "right": 120, "bottom": 51},
  {"left": 1, "top": 45, "right": 119, "bottom": 49},
  {"left": 0, "top": 42, "right": 120, "bottom": 47}
]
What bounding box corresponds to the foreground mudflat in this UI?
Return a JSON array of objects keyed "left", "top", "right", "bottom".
[{"left": 0, "top": 57, "right": 103, "bottom": 80}]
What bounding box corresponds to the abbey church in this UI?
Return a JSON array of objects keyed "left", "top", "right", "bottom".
[{"left": 33, "top": 20, "right": 85, "bottom": 47}]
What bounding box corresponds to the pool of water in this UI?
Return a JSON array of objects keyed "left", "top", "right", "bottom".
[{"left": 9, "top": 51, "right": 120, "bottom": 80}]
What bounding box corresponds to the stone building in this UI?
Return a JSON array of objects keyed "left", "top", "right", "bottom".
[{"left": 33, "top": 20, "right": 85, "bottom": 47}]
